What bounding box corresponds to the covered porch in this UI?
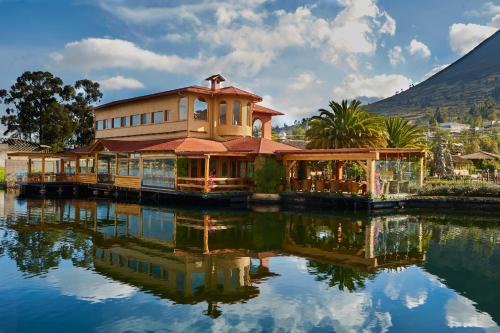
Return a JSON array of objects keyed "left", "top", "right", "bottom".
[{"left": 278, "top": 148, "right": 426, "bottom": 196}]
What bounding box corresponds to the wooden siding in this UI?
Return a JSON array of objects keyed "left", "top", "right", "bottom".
[{"left": 114, "top": 175, "right": 141, "bottom": 189}]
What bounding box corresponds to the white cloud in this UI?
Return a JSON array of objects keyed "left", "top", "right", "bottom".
[
  {"left": 46, "top": 265, "right": 136, "bottom": 303},
  {"left": 334, "top": 73, "right": 412, "bottom": 99},
  {"left": 407, "top": 39, "right": 431, "bottom": 59},
  {"left": 490, "top": 14, "right": 500, "bottom": 28},
  {"left": 445, "top": 295, "right": 498, "bottom": 329},
  {"left": 161, "top": 33, "right": 191, "bottom": 43},
  {"left": 449, "top": 23, "right": 497, "bottom": 55},
  {"left": 388, "top": 46, "right": 405, "bottom": 66},
  {"left": 288, "top": 72, "right": 323, "bottom": 91},
  {"left": 99, "top": 75, "right": 144, "bottom": 90},
  {"left": 405, "top": 290, "right": 428, "bottom": 309},
  {"left": 423, "top": 63, "right": 450, "bottom": 80}
]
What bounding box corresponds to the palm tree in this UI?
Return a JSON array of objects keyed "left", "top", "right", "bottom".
[
  {"left": 385, "top": 116, "right": 426, "bottom": 148},
  {"left": 306, "top": 100, "right": 386, "bottom": 149}
]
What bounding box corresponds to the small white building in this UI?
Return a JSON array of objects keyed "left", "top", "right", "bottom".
[{"left": 438, "top": 122, "right": 470, "bottom": 133}]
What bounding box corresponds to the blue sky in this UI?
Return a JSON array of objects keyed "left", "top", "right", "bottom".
[{"left": 0, "top": 0, "right": 499, "bottom": 125}]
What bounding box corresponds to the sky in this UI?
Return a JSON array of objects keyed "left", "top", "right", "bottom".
[{"left": 0, "top": 0, "right": 499, "bottom": 125}]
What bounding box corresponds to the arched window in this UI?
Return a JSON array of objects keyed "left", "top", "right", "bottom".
[
  {"left": 179, "top": 97, "right": 188, "bottom": 121},
  {"left": 246, "top": 103, "right": 252, "bottom": 126},
  {"left": 232, "top": 100, "right": 241, "bottom": 125},
  {"left": 219, "top": 101, "right": 227, "bottom": 125},
  {"left": 194, "top": 97, "right": 208, "bottom": 121},
  {"left": 252, "top": 118, "right": 262, "bottom": 138}
]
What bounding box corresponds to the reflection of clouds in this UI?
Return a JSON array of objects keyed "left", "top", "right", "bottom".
[
  {"left": 207, "top": 258, "right": 393, "bottom": 333},
  {"left": 46, "top": 264, "right": 136, "bottom": 303},
  {"left": 445, "top": 295, "right": 499, "bottom": 331},
  {"left": 405, "top": 290, "right": 427, "bottom": 309}
]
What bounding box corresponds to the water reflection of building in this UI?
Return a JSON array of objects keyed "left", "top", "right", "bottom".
[{"left": 283, "top": 215, "right": 428, "bottom": 271}]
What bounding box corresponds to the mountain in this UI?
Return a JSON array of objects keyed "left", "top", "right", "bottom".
[{"left": 366, "top": 30, "right": 500, "bottom": 123}]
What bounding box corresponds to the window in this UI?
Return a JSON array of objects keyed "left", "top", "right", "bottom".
[
  {"left": 132, "top": 114, "right": 140, "bottom": 126},
  {"left": 246, "top": 103, "right": 252, "bottom": 126},
  {"left": 141, "top": 113, "right": 150, "bottom": 125},
  {"left": 113, "top": 117, "right": 121, "bottom": 128},
  {"left": 96, "top": 120, "right": 103, "bottom": 130},
  {"left": 105, "top": 119, "right": 112, "bottom": 129},
  {"left": 179, "top": 97, "right": 188, "bottom": 121},
  {"left": 232, "top": 101, "right": 241, "bottom": 125},
  {"left": 121, "top": 116, "right": 130, "bottom": 127},
  {"left": 165, "top": 110, "right": 172, "bottom": 122},
  {"left": 219, "top": 102, "right": 227, "bottom": 124},
  {"left": 153, "top": 111, "right": 163, "bottom": 124},
  {"left": 194, "top": 98, "right": 208, "bottom": 121}
]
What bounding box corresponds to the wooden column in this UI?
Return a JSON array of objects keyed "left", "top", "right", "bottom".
[
  {"left": 203, "top": 155, "right": 210, "bottom": 193},
  {"left": 418, "top": 156, "right": 425, "bottom": 188},
  {"left": 41, "top": 157, "right": 46, "bottom": 183},
  {"left": 366, "top": 159, "right": 376, "bottom": 195},
  {"left": 27, "top": 158, "right": 32, "bottom": 175}
]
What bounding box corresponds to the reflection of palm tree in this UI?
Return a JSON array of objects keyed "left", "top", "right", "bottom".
[{"left": 307, "top": 260, "right": 373, "bottom": 292}]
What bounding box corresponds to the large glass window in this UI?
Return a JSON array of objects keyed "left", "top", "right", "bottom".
[
  {"left": 105, "top": 119, "right": 112, "bottom": 129},
  {"left": 194, "top": 98, "right": 208, "bottom": 121},
  {"left": 219, "top": 102, "right": 227, "bottom": 124},
  {"left": 142, "top": 158, "right": 176, "bottom": 189},
  {"left": 96, "top": 120, "right": 103, "bottom": 130},
  {"left": 153, "top": 111, "right": 163, "bottom": 124},
  {"left": 121, "top": 116, "right": 130, "bottom": 127},
  {"left": 233, "top": 101, "right": 241, "bottom": 125},
  {"left": 179, "top": 97, "right": 188, "bottom": 121},
  {"left": 113, "top": 117, "right": 121, "bottom": 128},
  {"left": 132, "top": 114, "right": 140, "bottom": 126},
  {"left": 141, "top": 113, "right": 150, "bottom": 125}
]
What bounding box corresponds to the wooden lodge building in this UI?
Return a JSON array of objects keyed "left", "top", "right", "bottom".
[{"left": 12, "top": 74, "right": 426, "bottom": 202}]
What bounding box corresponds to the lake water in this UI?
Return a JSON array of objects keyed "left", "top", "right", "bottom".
[{"left": 0, "top": 191, "right": 499, "bottom": 333}]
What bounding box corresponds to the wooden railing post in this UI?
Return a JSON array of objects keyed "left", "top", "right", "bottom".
[
  {"left": 366, "top": 159, "right": 376, "bottom": 195},
  {"left": 204, "top": 155, "right": 210, "bottom": 193}
]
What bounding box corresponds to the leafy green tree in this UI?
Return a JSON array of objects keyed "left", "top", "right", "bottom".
[
  {"left": 253, "top": 157, "right": 285, "bottom": 193},
  {"left": 0, "top": 71, "right": 102, "bottom": 150},
  {"left": 306, "top": 100, "right": 386, "bottom": 148},
  {"left": 0, "top": 71, "right": 73, "bottom": 142},
  {"left": 68, "top": 79, "right": 102, "bottom": 146},
  {"left": 41, "top": 102, "right": 74, "bottom": 151},
  {"left": 385, "top": 116, "right": 426, "bottom": 148}
]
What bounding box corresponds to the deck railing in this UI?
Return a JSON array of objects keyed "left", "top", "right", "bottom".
[
  {"left": 177, "top": 177, "right": 252, "bottom": 192},
  {"left": 21, "top": 173, "right": 76, "bottom": 183}
]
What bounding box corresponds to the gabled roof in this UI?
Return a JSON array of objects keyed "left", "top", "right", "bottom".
[
  {"left": 94, "top": 85, "right": 262, "bottom": 110},
  {"left": 0, "top": 138, "right": 51, "bottom": 152},
  {"left": 223, "top": 137, "right": 299, "bottom": 154},
  {"left": 461, "top": 151, "right": 499, "bottom": 160},
  {"left": 253, "top": 104, "right": 284, "bottom": 116}
]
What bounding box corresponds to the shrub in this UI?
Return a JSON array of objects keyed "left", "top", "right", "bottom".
[
  {"left": 253, "top": 157, "right": 285, "bottom": 193},
  {"left": 418, "top": 182, "right": 500, "bottom": 198}
]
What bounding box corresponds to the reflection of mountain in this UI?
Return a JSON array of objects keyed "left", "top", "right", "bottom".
[{"left": 424, "top": 225, "right": 500, "bottom": 323}]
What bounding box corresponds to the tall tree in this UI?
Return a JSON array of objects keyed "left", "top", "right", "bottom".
[
  {"left": 0, "top": 71, "right": 73, "bottom": 142},
  {"left": 68, "top": 79, "right": 102, "bottom": 147},
  {"left": 385, "top": 116, "right": 426, "bottom": 148},
  {"left": 306, "top": 100, "right": 386, "bottom": 149}
]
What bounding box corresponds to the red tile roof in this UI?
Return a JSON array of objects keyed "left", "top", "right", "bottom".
[
  {"left": 140, "top": 138, "right": 227, "bottom": 153},
  {"left": 70, "top": 137, "right": 299, "bottom": 155},
  {"left": 94, "top": 85, "right": 262, "bottom": 110},
  {"left": 223, "top": 137, "right": 299, "bottom": 154},
  {"left": 253, "top": 104, "right": 284, "bottom": 116}
]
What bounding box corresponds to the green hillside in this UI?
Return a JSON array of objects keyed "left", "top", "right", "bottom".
[{"left": 366, "top": 30, "right": 500, "bottom": 124}]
